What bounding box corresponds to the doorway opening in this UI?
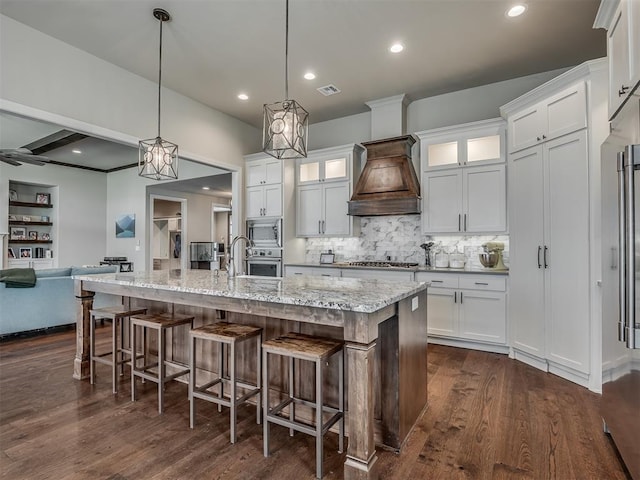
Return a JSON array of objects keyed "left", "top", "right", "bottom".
[{"left": 149, "top": 195, "right": 186, "bottom": 271}]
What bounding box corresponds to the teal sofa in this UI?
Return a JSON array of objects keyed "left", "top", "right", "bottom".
[{"left": 0, "top": 266, "right": 120, "bottom": 337}]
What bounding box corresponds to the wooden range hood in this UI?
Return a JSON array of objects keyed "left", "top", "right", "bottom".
[{"left": 348, "top": 134, "right": 421, "bottom": 216}]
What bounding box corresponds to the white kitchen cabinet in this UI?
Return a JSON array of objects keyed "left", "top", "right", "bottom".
[
  {"left": 295, "top": 144, "right": 363, "bottom": 237},
  {"left": 595, "top": 0, "right": 640, "bottom": 118},
  {"left": 244, "top": 154, "right": 284, "bottom": 220},
  {"left": 417, "top": 118, "right": 506, "bottom": 170},
  {"left": 421, "top": 164, "right": 506, "bottom": 234},
  {"left": 285, "top": 266, "right": 342, "bottom": 277},
  {"left": 509, "top": 130, "right": 591, "bottom": 378},
  {"left": 417, "top": 119, "right": 507, "bottom": 235},
  {"left": 341, "top": 269, "right": 415, "bottom": 281},
  {"left": 246, "top": 184, "right": 282, "bottom": 218},
  {"left": 246, "top": 157, "right": 282, "bottom": 187},
  {"left": 507, "top": 82, "right": 587, "bottom": 153},
  {"left": 416, "top": 272, "right": 507, "bottom": 350}
]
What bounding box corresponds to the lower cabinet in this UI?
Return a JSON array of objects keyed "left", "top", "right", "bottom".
[
  {"left": 415, "top": 272, "right": 508, "bottom": 352},
  {"left": 285, "top": 266, "right": 342, "bottom": 277},
  {"left": 341, "top": 269, "right": 415, "bottom": 281}
]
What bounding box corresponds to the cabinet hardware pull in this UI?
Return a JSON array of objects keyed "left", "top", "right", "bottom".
[
  {"left": 464, "top": 214, "right": 467, "bottom": 231},
  {"left": 619, "top": 85, "right": 630, "bottom": 97},
  {"left": 318, "top": 220, "right": 321, "bottom": 234},
  {"left": 322, "top": 220, "right": 325, "bottom": 234},
  {"left": 611, "top": 246, "right": 617, "bottom": 270},
  {"left": 542, "top": 134, "right": 547, "bottom": 140},
  {"left": 431, "top": 280, "right": 443, "bottom": 283},
  {"left": 537, "top": 136, "right": 541, "bottom": 141},
  {"left": 544, "top": 246, "right": 549, "bottom": 268},
  {"left": 537, "top": 246, "right": 542, "bottom": 268},
  {"left": 454, "top": 291, "right": 457, "bottom": 303},
  {"left": 458, "top": 214, "right": 461, "bottom": 231},
  {"left": 460, "top": 292, "right": 463, "bottom": 304},
  {"left": 474, "top": 282, "right": 488, "bottom": 285}
]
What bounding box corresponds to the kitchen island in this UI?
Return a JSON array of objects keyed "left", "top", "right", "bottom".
[{"left": 72, "top": 270, "right": 428, "bottom": 480}]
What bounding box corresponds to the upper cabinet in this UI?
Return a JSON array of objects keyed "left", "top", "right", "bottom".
[
  {"left": 418, "top": 118, "right": 505, "bottom": 169},
  {"left": 295, "top": 144, "right": 363, "bottom": 237},
  {"left": 244, "top": 155, "right": 283, "bottom": 219},
  {"left": 416, "top": 118, "right": 507, "bottom": 235},
  {"left": 595, "top": 0, "right": 640, "bottom": 118},
  {"left": 507, "top": 82, "right": 587, "bottom": 153}
]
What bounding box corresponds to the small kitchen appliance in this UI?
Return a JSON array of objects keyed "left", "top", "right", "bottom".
[
  {"left": 480, "top": 242, "right": 506, "bottom": 270},
  {"left": 420, "top": 242, "right": 434, "bottom": 268}
]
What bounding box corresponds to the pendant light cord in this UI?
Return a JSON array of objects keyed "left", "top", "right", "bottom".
[
  {"left": 284, "top": 0, "right": 289, "bottom": 101},
  {"left": 157, "top": 16, "right": 163, "bottom": 138}
]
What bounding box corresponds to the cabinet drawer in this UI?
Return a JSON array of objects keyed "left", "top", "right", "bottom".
[
  {"left": 459, "top": 274, "right": 506, "bottom": 292},
  {"left": 415, "top": 272, "right": 459, "bottom": 289}
]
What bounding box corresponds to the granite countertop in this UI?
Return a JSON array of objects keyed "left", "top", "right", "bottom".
[
  {"left": 74, "top": 269, "right": 427, "bottom": 314},
  {"left": 285, "top": 262, "right": 509, "bottom": 275}
]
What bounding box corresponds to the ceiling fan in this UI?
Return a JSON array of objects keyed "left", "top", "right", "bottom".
[{"left": 0, "top": 148, "right": 50, "bottom": 166}]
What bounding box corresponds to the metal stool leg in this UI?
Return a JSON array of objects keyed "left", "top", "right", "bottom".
[
  {"left": 111, "top": 318, "right": 118, "bottom": 394},
  {"left": 131, "top": 321, "right": 137, "bottom": 402},
  {"left": 218, "top": 342, "right": 224, "bottom": 412},
  {"left": 158, "top": 327, "right": 164, "bottom": 414}
]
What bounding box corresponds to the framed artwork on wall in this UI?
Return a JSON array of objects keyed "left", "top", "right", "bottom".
[
  {"left": 115, "top": 214, "right": 135, "bottom": 238},
  {"left": 35, "top": 193, "right": 50, "bottom": 205}
]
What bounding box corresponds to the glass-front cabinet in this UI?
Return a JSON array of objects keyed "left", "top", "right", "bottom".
[{"left": 297, "top": 155, "right": 349, "bottom": 184}]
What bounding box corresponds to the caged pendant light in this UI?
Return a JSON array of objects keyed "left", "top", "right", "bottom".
[
  {"left": 139, "top": 8, "right": 178, "bottom": 180},
  {"left": 263, "top": 0, "right": 309, "bottom": 159}
]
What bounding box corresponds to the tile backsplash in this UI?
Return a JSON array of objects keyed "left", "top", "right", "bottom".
[{"left": 305, "top": 215, "right": 509, "bottom": 269}]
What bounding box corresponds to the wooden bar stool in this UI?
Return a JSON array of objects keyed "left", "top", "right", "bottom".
[
  {"left": 189, "top": 322, "right": 262, "bottom": 444},
  {"left": 262, "top": 332, "right": 344, "bottom": 479},
  {"left": 90, "top": 305, "right": 147, "bottom": 393},
  {"left": 130, "top": 312, "right": 194, "bottom": 414}
]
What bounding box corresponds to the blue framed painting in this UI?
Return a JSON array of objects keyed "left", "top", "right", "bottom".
[{"left": 115, "top": 214, "right": 135, "bottom": 238}]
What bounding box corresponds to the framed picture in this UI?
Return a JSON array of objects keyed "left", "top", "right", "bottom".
[
  {"left": 320, "top": 253, "right": 335, "bottom": 264},
  {"left": 8, "top": 248, "right": 15, "bottom": 259},
  {"left": 41, "top": 233, "right": 50, "bottom": 241},
  {"left": 19, "top": 247, "right": 32, "bottom": 258},
  {"left": 36, "top": 193, "right": 50, "bottom": 205},
  {"left": 10, "top": 227, "right": 26, "bottom": 240},
  {"left": 22, "top": 216, "right": 31, "bottom": 222},
  {"left": 29, "top": 231, "right": 38, "bottom": 240},
  {"left": 115, "top": 214, "right": 135, "bottom": 238},
  {"left": 9, "top": 189, "right": 18, "bottom": 201}
]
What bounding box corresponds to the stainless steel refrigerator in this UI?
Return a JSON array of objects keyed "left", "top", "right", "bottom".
[{"left": 601, "top": 87, "right": 640, "bottom": 479}]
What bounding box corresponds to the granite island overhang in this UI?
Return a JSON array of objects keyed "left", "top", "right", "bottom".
[{"left": 73, "top": 270, "right": 428, "bottom": 480}]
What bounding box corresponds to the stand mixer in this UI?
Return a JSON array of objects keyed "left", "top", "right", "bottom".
[{"left": 481, "top": 241, "right": 507, "bottom": 270}]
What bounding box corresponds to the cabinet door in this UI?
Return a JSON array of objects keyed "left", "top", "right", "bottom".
[
  {"left": 322, "top": 182, "right": 351, "bottom": 235},
  {"left": 508, "top": 146, "right": 546, "bottom": 358},
  {"left": 246, "top": 161, "right": 266, "bottom": 187},
  {"left": 342, "top": 269, "right": 414, "bottom": 281},
  {"left": 423, "top": 140, "right": 460, "bottom": 169},
  {"left": 263, "top": 184, "right": 282, "bottom": 217},
  {"left": 286, "top": 266, "right": 310, "bottom": 276},
  {"left": 421, "top": 170, "right": 462, "bottom": 233},
  {"left": 298, "top": 159, "right": 321, "bottom": 184},
  {"left": 544, "top": 82, "right": 587, "bottom": 143},
  {"left": 312, "top": 267, "right": 342, "bottom": 277},
  {"left": 458, "top": 290, "right": 506, "bottom": 344},
  {"left": 508, "top": 103, "right": 543, "bottom": 153},
  {"left": 544, "top": 131, "right": 590, "bottom": 374},
  {"left": 463, "top": 164, "right": 506, "bottom": 233},
  {"left": 296, "top": 185, "right": 323, "bottom": 236},
  {"left": 8, "top": 259, "right": 31, "bottom": 269},
  {"left": 322, "top": 157, "right": 349, "bottom": 182},
  {"left": 153, "top": 220, "right": 169, "bottom": 259},
  {"left": 608, "top": 0, "right": 631, "bottom": 117},
  {"left": 31, "top": 259, "right": 54, "bottom": 270},
  {"left": 246, "top": 186, "right": 265, "bottom": 218},
  {"left": 265, "top": 159, "right": 283, "bottom": 185},
  {"left": 426, "top": 288, "right": 457, "bottom": 337}
]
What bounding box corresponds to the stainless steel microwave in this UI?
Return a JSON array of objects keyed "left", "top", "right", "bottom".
[{"left": 246, "top": 218, "right": 282, "bottom": 248}]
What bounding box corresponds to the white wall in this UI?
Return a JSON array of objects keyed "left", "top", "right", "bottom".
[
  {"left": 0, "top": 14, "right": 260, "bottom": 170},
  {"left": 1, "top": 162, "right": 108, "bottom": 267},
  {"left": 306, "top": 68, "right": 570, "bottom": 150}
]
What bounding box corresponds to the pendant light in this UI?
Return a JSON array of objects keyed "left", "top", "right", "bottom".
[
  {"left": 139, "top": 8, "right": 178, "bottom": 180},
  {"left": 263, "top": 0, "right": 309, "bottom": 159}
]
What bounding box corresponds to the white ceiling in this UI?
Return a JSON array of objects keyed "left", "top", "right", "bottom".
[{"left": 0, "top": 0, "right": 605, "bottom": 128}]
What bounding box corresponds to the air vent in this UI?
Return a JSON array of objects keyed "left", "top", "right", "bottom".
[{"left": 317, "top": 84, "right": 341, "bottom": 96}]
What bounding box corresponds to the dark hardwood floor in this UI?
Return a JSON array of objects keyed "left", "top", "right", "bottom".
[{"left": 0, "top": 327, "right": 629, "bottom": 479}]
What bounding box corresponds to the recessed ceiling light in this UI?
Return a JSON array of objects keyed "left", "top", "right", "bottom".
[
  {"left": 72, "top": 149, "right": 82, "bottom": 154},
  {"left": 202, "top": 186, "right": 210, "bottom": 190},
  {"left": 237, "top": 93, "right": 249, "bottom": 100},
  {"left": 506, "top": 4, "right": 527, "bottom": 17},
  {"left": 304, "top": 72, "right": 316, "bottom": 80},
  {"left": 389, "top": 43, "right": 404, "bottom": 53}
]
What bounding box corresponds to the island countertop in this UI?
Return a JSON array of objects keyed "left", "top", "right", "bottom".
[{"left": 74, "top": 269, "right": 427, "bottom": 314}]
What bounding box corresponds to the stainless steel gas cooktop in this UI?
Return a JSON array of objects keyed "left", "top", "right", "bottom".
[{"left": 348, "top": 261, "right": 418, "bottom": 269}]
